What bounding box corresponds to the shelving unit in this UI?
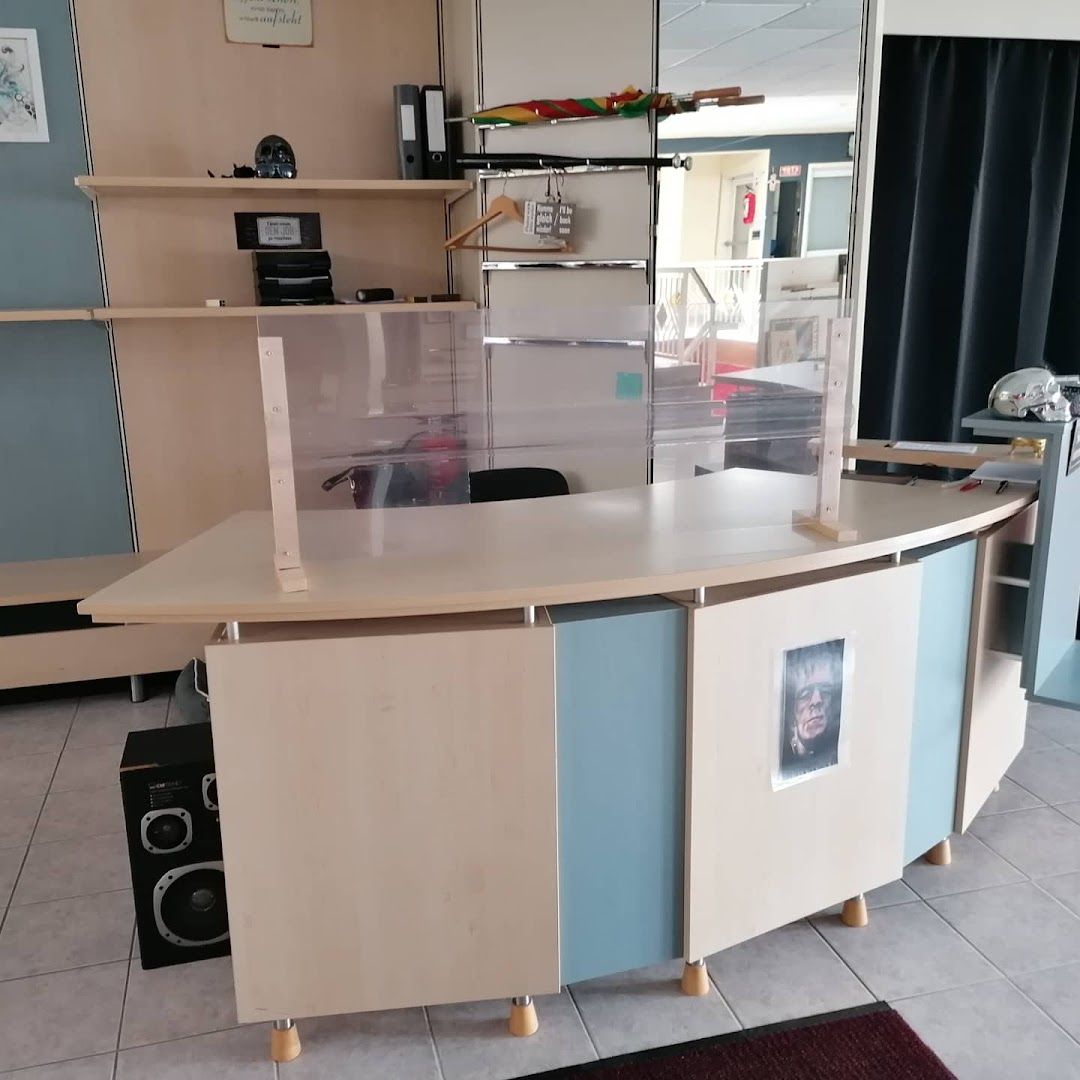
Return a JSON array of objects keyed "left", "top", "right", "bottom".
[
  {"left": 0, "top": 552, "right": 209, "bottom": 691},
  {"left": 75, "top": 176, "right": 472, "bottom": 201}
]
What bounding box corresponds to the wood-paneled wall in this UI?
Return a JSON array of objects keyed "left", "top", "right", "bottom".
[{"left": 73, "top": 0, "right": 448, "bottom": 549}]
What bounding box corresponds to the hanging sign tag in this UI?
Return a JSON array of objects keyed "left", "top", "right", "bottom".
[{"left": 523, "top": 200, "right": 575, "bottom": 239}]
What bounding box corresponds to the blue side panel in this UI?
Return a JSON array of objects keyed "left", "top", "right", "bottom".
[
  {"left": 904, "top": 540, "right": 977, "bottom": 863},
  {"left": 551, "top": 597, "right": 686, "bottom": 985},
  {"left": 0, "top": 0, "right": 132, "bottom": 561}
]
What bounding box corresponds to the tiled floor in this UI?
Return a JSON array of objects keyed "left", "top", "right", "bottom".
[{"left": 2, "top": 692, "right": 1080, "bottom": 1078}]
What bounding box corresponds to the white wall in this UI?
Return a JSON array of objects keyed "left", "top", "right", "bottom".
[{"left": 883, "top": 0, "right": 1080, "bottom": 39}]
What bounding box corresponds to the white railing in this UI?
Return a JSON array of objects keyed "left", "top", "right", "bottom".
[{"left": 655, "top": 260, "right": 762, "bottom": 366}]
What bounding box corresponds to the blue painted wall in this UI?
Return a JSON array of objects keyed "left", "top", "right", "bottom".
[
  {"left": 551, "top": 597, "right": 686, "bottom": 985},
  {"left": 0, "top": 1, "right": 131, "bottom": 561},
  {"left": 905, "top": 539, "right": 978, "bottom": 862},
  {"left": 659, "top": 131, "right": 853, "bottom": 257}
]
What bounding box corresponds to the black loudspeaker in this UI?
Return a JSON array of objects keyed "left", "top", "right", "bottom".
[{"left": 120, "top": 724, "right": 230, "bottom": 969}]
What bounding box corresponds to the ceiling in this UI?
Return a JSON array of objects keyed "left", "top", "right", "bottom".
[{"left": 658, "top": 0, "right": 863, "bottom": 135}]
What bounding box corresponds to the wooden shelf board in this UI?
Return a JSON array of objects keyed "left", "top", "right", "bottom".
[
  {"left": 0, "top": 552, "right": 164, "bottom": 607},
  {"left": 844, "top": 439, "right": 1041, "bottom": 471},
  {"left": 93, "top": 301, "right": 476, "bottom": 320},
  {"left": 75, "top": 176, "right": 472, "bottom": 200},
  {"left": 0, "top": 309, "right": 94, "bottom": 323}
]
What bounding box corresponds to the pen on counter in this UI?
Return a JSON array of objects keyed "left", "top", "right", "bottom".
[{"left": 996, "top": 480, "right": 1009, "bottom": 494}]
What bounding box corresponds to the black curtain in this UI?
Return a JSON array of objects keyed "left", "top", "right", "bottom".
[{"left": 860, "top": 35, "right": 1080, "bottom": 442}]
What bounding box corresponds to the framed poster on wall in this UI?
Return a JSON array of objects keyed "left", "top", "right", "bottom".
[
  {"left": 223, "top": 0, "right": 313, "bottom": 46},
  {"left": 0, "top": 28, "right": 49, "bottom": 142}
]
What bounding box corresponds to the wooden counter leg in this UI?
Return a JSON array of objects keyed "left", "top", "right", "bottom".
[
  {"left": 841, "top": 894, "right": 869, "bottom": 927},
  {"left": 508, "top": 995, "right": 539, "bottom": 1037},
  {"left": 270, "top": 1018, "right": 301, "bottom": 1063},
  {"left": 681, "top": 958, "right": 710, "bottom": 996},
  {"left": 925, "top": 838, "right": 952, "bottom": 866}
]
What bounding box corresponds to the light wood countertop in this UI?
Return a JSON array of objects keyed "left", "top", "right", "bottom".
[{"left": 80, "top": 471, "right": 1034, "bottom": 624}]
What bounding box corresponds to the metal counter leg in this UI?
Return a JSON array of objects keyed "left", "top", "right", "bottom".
[
  {"left": 925, "top": 838, "right": 952, "bottom": 866},
  {"left": 129, "top": 675, "right": 146, "bottom": 704},
  {"left": 680, "top": 958, "right": 710, "bottom": 996},
  {"left": 508, "top": 995, "right": 539, "bottom": 1037},
  {"left": 840, "top": 894, "right": 869, "bottom": 927},
  {"left": 270, "top": 1018, "right": 301, "bottom": 1063}
]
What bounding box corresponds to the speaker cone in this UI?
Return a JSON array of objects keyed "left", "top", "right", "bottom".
[
  {"left": 140, "top": 808, "right": 192, "bottom": 854},
  {"left": 153, "top": 861, "right": 229, "bottom": 947}
]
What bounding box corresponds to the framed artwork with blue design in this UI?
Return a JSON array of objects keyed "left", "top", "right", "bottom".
[{"left": 0, "top": 28, "right": 48, "bottom": 143}]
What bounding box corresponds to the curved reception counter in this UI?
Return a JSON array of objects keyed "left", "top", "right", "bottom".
[{"left": 82, "top": 469, "right": 1037, "bottom": 1061}]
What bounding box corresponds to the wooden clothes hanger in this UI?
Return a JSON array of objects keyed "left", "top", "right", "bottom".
[{"left": 443, "top": 193, "right": 572, "bottom": 254}]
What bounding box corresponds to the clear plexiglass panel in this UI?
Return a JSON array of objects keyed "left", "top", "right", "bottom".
[{"left": 256, "top": 300, "right": 849, "bottom": 572}]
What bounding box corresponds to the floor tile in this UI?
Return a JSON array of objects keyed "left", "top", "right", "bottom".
[
  {"left": 818, "top": 877, "right": 920, "bottom": 916},
  {"left": 0, "top": 891, "right": 134, "bottom": 981},
  {"left": 811, "top": 902, "right": 995, "bottom": 1000},
  {"left": 13, "top": 833, "right": 129, "bottom": 906},
  {"left": 708, "top": 921, "right": 872, "bottom": 1027},
  {"left": 1038, "top": 871, "right": 1080, "bottom": 918},
  {"left": 0, "top": 961, "right": 127, "bottom": 1073},
  {"left": 1028, "top": 704, "right": 1080, "bottom": 748},
  {"left": 570, "top": 959, "right": 739, "bottom": 1058},
  {"left": 429, "top": 991, "right": 595, "bottom": 1080},
  {"left": 903, "top": 833, "right": 1025, "bottom": 898},
  {"left": 1054, "top": 801, "right": 1080, "bottom": 828},
  {"left": 49, "top": 745, "right": 123, "bottom": 795},
  {"left": 0, "top": 847, "right": 26, "bottom": 907},
  {"left": 67, "top": 693, "right": 168, "bottom": 751},
  {"left": 976, "top": 777, "right": 1044, "bottom": 816},
  {"left": 115, "top": 1024, "right": 274, "bottom": 1080},
  {"left": 895, "top": 978, "right": 1080, "bottom": 1080},
  {"left": 120, "top": 954, "right": 237, "bottom": 1048},
  {"left": 970, "top": 807, "right": 1080, "bottom": 877},
  {"left": 1007, "top": 747, "right": 1080, "bottom": 805},
  {"left": 1024, "top": 728, "right": 1062, "bottom": 752},
  {"left": 0, "top": 794, "right": 44, "bottom": 851},
  {"left": 2, "top": 1054, "right": 116, "bottom": 1078},
  {"left": 1015, "top": 962, "right": 1080, "bottom": 1043},
  {"left": 0, "top": 703, "right": 75, "bottom": 760},
  {"left": 930, "top": 881, "right": 1080, "bottom": 975},
  {"left": 0, "top": 754, "right": 59, "bottom": 802},
  {"left": 33, "top": 787, "right": 125, "bottom": 846},
  {"left": 282, "top": 1009, "right": 440, "bottom": 1080}
]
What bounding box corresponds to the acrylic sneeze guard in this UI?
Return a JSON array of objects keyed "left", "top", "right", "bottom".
[{"left": 254, "top": 302, "right": 851, "bottom": 593}]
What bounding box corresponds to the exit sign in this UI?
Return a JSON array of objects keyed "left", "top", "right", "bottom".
[{"left": 778, "top": 164, "right": 802, "bottom": 178}]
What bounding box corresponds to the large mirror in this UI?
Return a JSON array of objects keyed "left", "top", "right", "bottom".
[
  {"left": 654, "top": 1, "right": 864, "bottom": 472},
  {"left": 656, "top": 0, "right": 863, "bottom": 334}
]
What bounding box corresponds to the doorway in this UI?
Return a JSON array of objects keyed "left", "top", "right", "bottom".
[
  {"left": 773, "top": 179, "right": 801, "bottom": 258},
  {"left": 727, "top": 175, "right": 756, "bottom": 260}
]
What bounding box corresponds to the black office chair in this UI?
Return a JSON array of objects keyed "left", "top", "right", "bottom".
[{"left": 468, "top": 467, "right": 570, "bottom": 503}]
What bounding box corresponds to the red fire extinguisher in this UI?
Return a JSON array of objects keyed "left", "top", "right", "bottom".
[{"left": 742, "top": 189, "right": 757, "bottom": 226}]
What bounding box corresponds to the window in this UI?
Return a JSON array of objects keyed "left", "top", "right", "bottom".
[{"left": 801, "top": 162, "right": 853, "bottom": 257}]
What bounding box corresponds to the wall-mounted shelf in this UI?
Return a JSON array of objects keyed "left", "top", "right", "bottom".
[
  {"left": 1, "top": 302, "right": 476, "bottom": 325},
  {"left": 0, "top": 309, "right": 94, "bottom": 323},
  {"left": 95, "top": 302, "right": 476, "bottom": 320},
  {"left": 75, "top": 176, "right": 473, "bottom": 201}
]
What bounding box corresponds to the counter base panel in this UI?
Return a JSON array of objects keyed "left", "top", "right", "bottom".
[
  {"left": 685, "top": 562, "right": 921, "bottom": 960},
  {"left": 905, "top": 540, "right": 976, "bottom": 862},
  {"left": 956, "top": 521, "right": 1031, "bottom": 832},
  {"left": 552, "top": 597, "right": 686, "bottom": 985},
  {"left": 204, "top": 615, "right": 560, "bottom": 1023}
]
